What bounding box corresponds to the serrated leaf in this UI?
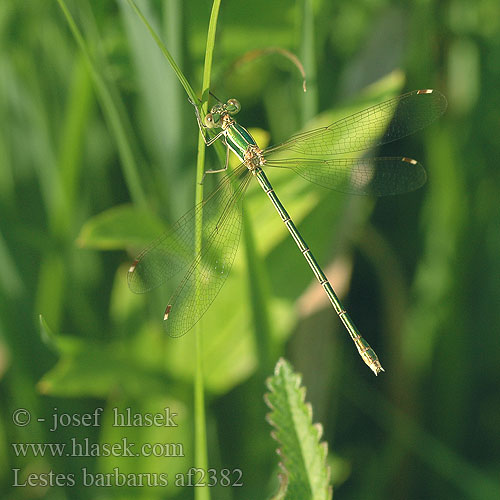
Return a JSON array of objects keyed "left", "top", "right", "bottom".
[
  {"left": 265, "top": 358, "right": 332, "bottom": 500},
  {"left": 77, "top": 204, "right": 166, "bottom": 250}
]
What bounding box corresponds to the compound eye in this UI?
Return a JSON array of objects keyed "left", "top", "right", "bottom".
[
  {"left": 226, "top": 98, "right": 241, "bottom": 115},
  {"left": 204, "top": 113, "right": 215, "bottom": 128}
]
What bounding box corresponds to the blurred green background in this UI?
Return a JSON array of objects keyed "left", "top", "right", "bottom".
[{"left": 1, "top": 0, "right": 500, "bottom": 499}]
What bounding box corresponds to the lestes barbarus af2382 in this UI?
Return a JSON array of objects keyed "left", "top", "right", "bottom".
[{"left": 128, "top": 89, "right": 447, "bottom": 375}]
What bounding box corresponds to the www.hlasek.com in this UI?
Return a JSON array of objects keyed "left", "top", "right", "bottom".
[
  {"left": 12, "top": 437, "right": 184, "bottom": 458},
  {"left": 12, "top": 467, "right": 243, "bottom": 488}
]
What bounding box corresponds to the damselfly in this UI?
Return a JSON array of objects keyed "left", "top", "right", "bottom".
[{"left": 128, "top": 89, "right": 447, "bottom": 375}]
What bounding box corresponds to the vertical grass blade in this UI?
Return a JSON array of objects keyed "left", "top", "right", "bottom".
[
  {"left": 193, "top": 4, "right": 222, "bottom": 499},
  {"left": 125, "top": 2, "right": 221, "bottom": 497},
  {"left": 125, "top": 0, "right": 197, "bottom": 104},
  {"left": 56, "top": 0, "right": 147, "bottom": 207}
]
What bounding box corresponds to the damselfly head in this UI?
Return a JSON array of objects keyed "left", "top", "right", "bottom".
[{"left": 205, "top": 99, "right": 241, "bottom": 128}]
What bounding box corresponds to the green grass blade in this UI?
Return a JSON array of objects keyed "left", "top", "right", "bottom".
[
  {"left": 0, "top": 230, "right": 24, "bottom": 297},
  {"left": 120, "top": 0, "right": 181, "bottom": 201},
  {"left": 125, "top": 2, "right": 221, "bottom": 498},
  {"left": 241, "top": 209, "right": 273, "bottom": 374},
  {"left": 52, "top": 54, "right": 93, "bottom": 237},
  {"left": 125, "top": 0, "right": 197, "bottom": 104},
  {"left": 265, "top": 358, "right": 332, "bottom": 500},
  {"left": 56, "top": 0, "right": 147, "bottom": 207},
  {"left": 193, "top": 4, "right": 221, "bottom": 499}
]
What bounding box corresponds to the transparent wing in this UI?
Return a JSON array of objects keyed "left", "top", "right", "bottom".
[
  {"left": 265, "top": 89, "right": 447, "bottom": 158},
  {"left": 265, "top": 156, "right": 426, "bottom": 196},
  {"left": 165, "top": 168, "right": 252, "bottom": 337},
  {"left": 128, "top": 164, "right": 249, "bottom": 294}
]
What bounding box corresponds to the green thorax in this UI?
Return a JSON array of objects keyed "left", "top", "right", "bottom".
[{"left": 224, "top": 121, "right": 257, "bottom": 163}]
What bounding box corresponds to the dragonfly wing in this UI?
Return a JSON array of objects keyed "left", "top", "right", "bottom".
[
  {"left": 128, "top": 164, "right": 249, "bottom": 294},
  {"left": 164, "top": 167, "right": 252, "bottom": 337},
  {"left": 265, "top": 89, "right": 447, "bottom": 157},
  {"left": 265, "top": 157, "right": 427, "bottom": 196}
]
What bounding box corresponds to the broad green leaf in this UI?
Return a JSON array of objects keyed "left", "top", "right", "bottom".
[
  {"left": 37, "top": 323, "right": 174, "bottom": 399},
  {"left": 77, "top": 204, "right": 166, "bottom": 250},
  {"left": 265, "top": 358, "right": 332, "bottom": 500}
]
